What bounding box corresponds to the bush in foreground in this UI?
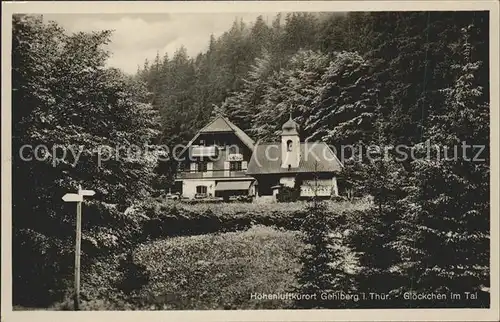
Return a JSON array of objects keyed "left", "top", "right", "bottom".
[{"left": 294, "top": 201, "right": 357, "bottom": 309}]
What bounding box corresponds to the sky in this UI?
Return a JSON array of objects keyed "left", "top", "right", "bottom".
[{"left": 43, "top": 13, "right": 278, "bottom": 74}]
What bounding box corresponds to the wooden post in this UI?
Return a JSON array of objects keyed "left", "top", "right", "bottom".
[
  {"left": 74, "top": 185, "right": 82, "bottom": 310},
  {"left": 62, "top": 186, "right": 95, "bottom": 311}
]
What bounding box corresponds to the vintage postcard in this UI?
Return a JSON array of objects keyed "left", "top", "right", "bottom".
[{"left": 1, "top": 1, "right": 499, "bottom": 321}]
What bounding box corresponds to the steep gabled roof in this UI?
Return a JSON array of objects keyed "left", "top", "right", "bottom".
[
  {"left": 210, "top": 117, "right": 255, "bottom": 150},
  {"left": 199, "top": 117, "right": 234, "bottom": 133},
  {"left": 177, "top": 116, "right": 255, "bottom": 158},
  {"left": 246, "top": 142, "right": 343, "bottom": 175}
]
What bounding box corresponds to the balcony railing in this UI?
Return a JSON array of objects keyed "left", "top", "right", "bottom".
[
  {"left": 190, "top": 146, "right": 218, "bottom": 158},
  {"left": 176, "top": 170, "right": 248, "bottom": 179}
]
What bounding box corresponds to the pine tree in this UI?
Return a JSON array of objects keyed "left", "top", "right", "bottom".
[
  {"left": 249, "top": 15, "right": 271, "bottom": 53},
  {"left": 220, "top": 49, "right": 274, "bottom": 130},
  {"left": 392, "top": 22, "right": 489, "bottom": 308},
  {"left": 349, "top": 156, "right": 408, "bottom": 308},
  {"left": 308, "top": 51, "right": 378, "bottom": 148},
  {"left": 294, "top": 202, "right": 354, "bottom": 309},
  {"left": 251, "top": 50, "right": 330, "bottom": 141}
]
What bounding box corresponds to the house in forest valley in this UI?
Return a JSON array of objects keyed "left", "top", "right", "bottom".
[
  {"left": 174, "top": 115, "right": 343, "bottom": 201},
  {"left": 174, "top": 116, "right": 256, "bottom": 200}
]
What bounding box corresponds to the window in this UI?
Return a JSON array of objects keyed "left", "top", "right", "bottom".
[
  {"left": 287, "top": 140, "right": 293, "bottom": 152},
  {"left": 230, "top": 161, "right": 242, "bottom": 171},
  {"left": 197, "top": 161, "right": 208, "bottom": 172},
  {"left": 196, "top": 186, "right": 207, "bottom": 194}
]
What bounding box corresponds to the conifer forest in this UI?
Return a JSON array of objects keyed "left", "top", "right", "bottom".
[{"left": 11, "top": 11, "right": 491, "bottom": 310}]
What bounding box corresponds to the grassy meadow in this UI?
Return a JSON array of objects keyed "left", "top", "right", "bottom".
[{"left": 133, "top": 225, "right": 304, "bottom": 310}]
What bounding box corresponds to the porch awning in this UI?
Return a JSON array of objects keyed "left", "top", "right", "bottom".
[{"left": 215, "top": 181, "right": 252, "bottom": 192}]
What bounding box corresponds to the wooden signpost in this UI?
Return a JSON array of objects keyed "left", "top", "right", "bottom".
[{"left": 62, "top": 185, "right": 95, "bottom": 311}]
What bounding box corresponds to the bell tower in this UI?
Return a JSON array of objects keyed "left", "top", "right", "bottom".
[{"left": 281, "top": 113, "right": 300, "bottom": 169}]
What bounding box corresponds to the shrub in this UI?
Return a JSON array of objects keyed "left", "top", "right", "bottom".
[
  {"left": 12, "top": 229, "right": 73, "bottom": 307},
  {"left": 116, "top": 252, "right": 150, "bottom": 296},
  {"left": 133, "top": 198, "right": 372, "bottom": 240},
  {"left": 52, "top": 293, "right": 136, "bottom": 311},
  {"left": 330, "top": 195, "right": 348, "bottom": 202},
  {"left": 277, "top": 186, "right": 299, "bottom": 202}
]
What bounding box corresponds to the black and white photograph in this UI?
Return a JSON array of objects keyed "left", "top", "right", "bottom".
[{"left": 2, "top": 1, "right": 499, "bottom": 321}]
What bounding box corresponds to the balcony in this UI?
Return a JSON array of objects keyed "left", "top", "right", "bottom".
[
  {"left": 176, "top": 170, "right": 248, "bottom": 180},
  {"left": 189, "top": 146, "right": 218, "bottom": 158}
]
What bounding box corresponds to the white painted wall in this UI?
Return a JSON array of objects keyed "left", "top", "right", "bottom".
[
  {"left": 281, "top": 134, "right": 301, "bottom": 168},
  {"left": 279, "top": 176, "right": 296, "bottom": 188},
  {"left": 332, "top": 177, "right": 339, "bottom": 197},
  {"left": 249, "top": 182, "right": 256, "bottom": 196},
  {"left": 183, "top": 180, "right": 216, "bottom": 199}
]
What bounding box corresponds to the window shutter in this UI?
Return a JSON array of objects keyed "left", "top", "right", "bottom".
[
  {"left": 224, "top": 161, "right": 230, "bottom": 176},
  {"left": 190, "top": 162, "right": 196, "bottom": 172},
  {"left": 242, "top": 161, "right": 248, "bottom": 170}
]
